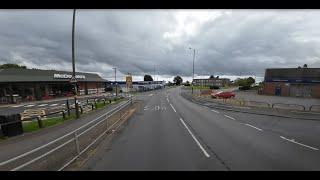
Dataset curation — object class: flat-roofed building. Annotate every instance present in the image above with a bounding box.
[263,68,320,98]
[192,77,231,87]
[0,69,107,104]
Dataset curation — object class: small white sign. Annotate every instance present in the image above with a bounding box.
[54,74,85,79]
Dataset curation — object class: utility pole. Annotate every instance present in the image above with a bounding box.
[113,67,118,97]
[71,9,80,119]
[189,47,196,94]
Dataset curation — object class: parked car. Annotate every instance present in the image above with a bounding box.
[211,91,235,99]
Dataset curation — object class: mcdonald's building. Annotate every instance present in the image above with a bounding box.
[0,68,107,104]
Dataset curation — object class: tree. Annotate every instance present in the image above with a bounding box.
[144,74,153,81]
[0,63,27,69]
[209,75,214,79]
[173,76,183,85]
[247,77,255,85]
[303,64,308,68]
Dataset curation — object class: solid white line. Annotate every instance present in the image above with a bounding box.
[179,118,210,158]
[38,104,48,107]
[49,104,58,107]
[224,115,236,120]
[211,109,220,113]
[244,123,263,131]
[12,105,23,108]
[24,104,35,107]
[280,136,319,151]
[170,103,177,113]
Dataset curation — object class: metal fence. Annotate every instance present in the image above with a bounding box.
[0,98,134,171]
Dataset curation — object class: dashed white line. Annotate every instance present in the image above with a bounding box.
[243,123,263,131]
[169,103,176,113]
[211,109,220,114]
[38,104,48,107]
[280,136,319,151]
[49,104,58,107]
[179,118,210,158]
[224,115,236,121]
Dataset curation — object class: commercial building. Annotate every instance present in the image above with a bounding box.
[0,69,107,104]
[192,77,231,87]
[108,81,165,92]
[263,68,320,98]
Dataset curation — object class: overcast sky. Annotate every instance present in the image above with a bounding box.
[0,9,320,82]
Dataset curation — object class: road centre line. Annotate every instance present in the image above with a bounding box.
[211,109,220,113]
[38,104,48,107]
[179,118,210,158]
[170,103,177,113]
[224,115,236,121]
[280,136,319,151]
[243,123,263,131]
[49,104,58,107]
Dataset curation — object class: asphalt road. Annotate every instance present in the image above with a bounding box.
[80,87,320,171]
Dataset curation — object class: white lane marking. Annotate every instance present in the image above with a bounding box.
[49,104,58,107]
[224,115,236,121]
[61,104,66,106]
[12,105,24,108]
[24,104,35,107]
[243,123,263,131]
[148,94,153,96]
[179,118,210,158]
[143,106,148,111]
[38,104,48,107]
[170,103,177,113]
[280,136,319,151]
[211,109,220,114]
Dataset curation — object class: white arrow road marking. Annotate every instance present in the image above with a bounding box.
[179,118,210,158]
[280,136,319,151]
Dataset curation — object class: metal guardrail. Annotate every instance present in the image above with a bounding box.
[0,98,134,171]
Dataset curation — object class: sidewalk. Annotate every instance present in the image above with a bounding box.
[0,100,126,163]
[0,92,113,108]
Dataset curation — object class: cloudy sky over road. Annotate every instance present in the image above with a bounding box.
[0,9,320,82]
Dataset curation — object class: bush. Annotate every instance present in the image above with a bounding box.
[239,86,250,90]
[210,85,220,89]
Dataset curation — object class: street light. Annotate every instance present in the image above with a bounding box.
[189,47,196,94]
[71,9,80,119]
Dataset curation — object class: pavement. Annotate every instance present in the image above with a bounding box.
[78,86,320,171]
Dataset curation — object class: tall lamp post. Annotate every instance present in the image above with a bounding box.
[71,9,80,119]
[113,67,118,97]
[189,47,196,94]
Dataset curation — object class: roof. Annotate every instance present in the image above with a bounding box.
[0,69,107,83]
[265,68,320,83]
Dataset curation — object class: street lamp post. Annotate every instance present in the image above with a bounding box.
[113,67,118,97]
[71,9,80,119]
[189,47,195,94]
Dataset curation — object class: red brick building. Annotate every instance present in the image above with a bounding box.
[263,68,320,98]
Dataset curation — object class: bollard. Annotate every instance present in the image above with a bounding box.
[62,110,66,119]
[103,99,106,105]
[80,106,83,114]
[74,132,80,155]
[37,116,43,128]
[66,100,70,117]
[92,104,94,110]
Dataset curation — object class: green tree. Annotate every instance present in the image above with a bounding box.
[173,76,183,85]
[144,74,153,81]
[247,77,255,85]
[209,75,214,79]
[303,64,308,68]
[0,63,27,69]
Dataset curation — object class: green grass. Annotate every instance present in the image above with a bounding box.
[186,86,210,90]
[15,96,126,134]
[22,114,76,133]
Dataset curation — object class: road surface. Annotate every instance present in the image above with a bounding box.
[80,87,320,171]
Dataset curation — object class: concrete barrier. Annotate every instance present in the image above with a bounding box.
[272,103,305,111]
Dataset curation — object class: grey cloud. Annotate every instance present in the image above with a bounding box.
[0,10,320,80]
